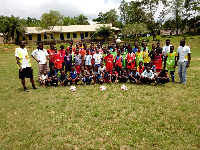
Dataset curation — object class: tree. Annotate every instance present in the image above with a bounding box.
[74,14,90,25]
[63,16,77,25]
[0,15,26,43]
[92,25,115,41]
[40,10,63,30]
[121,23,149,40]
[119,1,148,25]
[92,9,119,27]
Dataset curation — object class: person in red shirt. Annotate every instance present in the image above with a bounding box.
[47,44,55,68]
[53,47,62,73]
[108,67,118,83]
[103,50,114,73]
[59,45,66,70]
[66,41,75,52]
[137,61,145,75]
[154,47,163,73]
[126,47,136,75]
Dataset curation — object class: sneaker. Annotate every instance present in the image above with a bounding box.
[24,89,29,92]
[33,86,38,89]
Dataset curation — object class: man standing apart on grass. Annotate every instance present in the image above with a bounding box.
[15,41,37,92]
[177,39,191,84]
[31,42,49,78]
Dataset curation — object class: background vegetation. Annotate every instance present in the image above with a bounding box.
[0,35,199,149]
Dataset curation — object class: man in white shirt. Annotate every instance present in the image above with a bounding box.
[31,42,49,78]
[162,39,172,57]
[177,39,191,84]
[15,41,37,92]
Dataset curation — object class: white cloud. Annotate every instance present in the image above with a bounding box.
[0,0,123,23]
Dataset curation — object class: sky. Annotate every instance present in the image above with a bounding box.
[0,0,132,24]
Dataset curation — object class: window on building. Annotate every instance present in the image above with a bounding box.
[73,33,77,38]
[28,35,32,40]
[67,33,70,39]
[44,34,47,39]
[60,33,64,40]
[51,34,54,39]
[85,32,88,37]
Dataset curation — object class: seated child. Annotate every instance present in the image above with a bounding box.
[93,65,104,85]
[58,70,68,86]
[67,66,80,85]
[149,60,157,77]
[108,67,118,83]
[38,69,48,87]
[140,66,155,84]
[103,68,109,83]
[47,65,58,86]
[156,69,170,84]
[129,68,140,84]
[137,61,145,75]
[118,67,128,83]
[79,66,92,85]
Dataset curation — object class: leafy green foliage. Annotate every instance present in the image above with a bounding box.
[121,23,149,40]
[40,10,63,30]
[92,25,115,41]
[74,14,90,25]
[0,15,26,43]
[62,17,77,25]
[92,9,119,27]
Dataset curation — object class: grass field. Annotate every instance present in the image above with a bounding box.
[0,35,199,149]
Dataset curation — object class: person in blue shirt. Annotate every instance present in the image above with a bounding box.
[132,41,138,53]
[129,68,140,84]
[47,65,58,86]
[67,66,80,85]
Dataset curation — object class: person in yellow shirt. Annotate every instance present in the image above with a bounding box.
[143,43,149,69]
[164,46,177,82]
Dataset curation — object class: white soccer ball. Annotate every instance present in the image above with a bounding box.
[121,85,127,91]
[70,86,76,92]
[100,85,106,91]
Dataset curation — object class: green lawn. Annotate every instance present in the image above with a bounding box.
[0,35,199,149]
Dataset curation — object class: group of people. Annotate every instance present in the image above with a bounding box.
[15,39,191,92]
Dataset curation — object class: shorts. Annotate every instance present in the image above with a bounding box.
[38,64,48,76]
[95,64,100,67]
[75,65,81,73]
[19,67,33,79]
